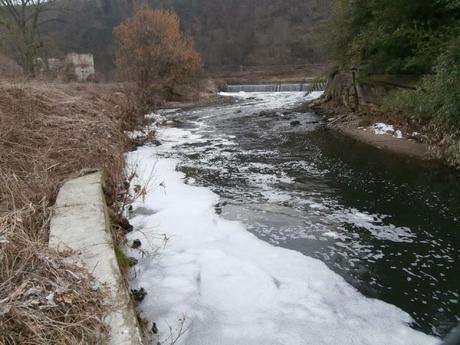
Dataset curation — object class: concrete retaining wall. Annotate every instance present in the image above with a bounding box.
[49,172,143,345]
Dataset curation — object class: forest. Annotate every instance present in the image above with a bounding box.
[327,0,460,139]
[16,0,331,75]
[328,0,459,76]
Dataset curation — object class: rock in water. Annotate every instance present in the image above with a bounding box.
[127,257,138,267]
[119,216,133,233]
[132,239,142,249]
[131,288,147,302]
[151,322,158,334]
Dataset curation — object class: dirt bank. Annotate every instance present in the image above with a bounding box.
[330,114,431,161]
[309,93,460,166]
[307,70,456,165]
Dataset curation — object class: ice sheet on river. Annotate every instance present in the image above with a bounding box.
[126,127,437,345]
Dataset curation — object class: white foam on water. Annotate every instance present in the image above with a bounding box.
[261,190,292,203]
[327,208,416,243]
[306,90,325,101]
[126,124,438,345]
[219,91,321,110]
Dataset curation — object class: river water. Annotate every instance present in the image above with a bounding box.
[127,91,459,344]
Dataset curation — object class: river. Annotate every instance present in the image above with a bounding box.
[126,91,459,344]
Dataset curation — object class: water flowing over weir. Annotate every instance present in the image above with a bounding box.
[126,91,459,345]
[226,83,310,92]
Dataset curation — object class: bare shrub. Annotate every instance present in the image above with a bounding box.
[118,84,148,131]
[114,7,202,108]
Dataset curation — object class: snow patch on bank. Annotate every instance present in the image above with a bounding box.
[367,122,403,139]
[126,125,437,345]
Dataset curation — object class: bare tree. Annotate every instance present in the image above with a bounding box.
[0,0,57,76]
[114,7,202,106]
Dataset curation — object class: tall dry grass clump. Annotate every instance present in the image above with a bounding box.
[0,197,108,344]
[0,81,129,344]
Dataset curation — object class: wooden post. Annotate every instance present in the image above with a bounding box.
[351,67,359,112]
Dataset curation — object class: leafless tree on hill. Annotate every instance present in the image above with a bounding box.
[0,0,59,76]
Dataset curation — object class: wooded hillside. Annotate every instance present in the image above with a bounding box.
[326,0,459,75]
[32,0,330,75]
[324,0,460,167]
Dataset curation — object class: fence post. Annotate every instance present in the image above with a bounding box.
[351,67,359,111]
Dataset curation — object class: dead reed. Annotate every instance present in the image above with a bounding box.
[0,81,134,344]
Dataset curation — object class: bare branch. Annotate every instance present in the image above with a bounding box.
[37,17,63,27]
[0,0,59,76]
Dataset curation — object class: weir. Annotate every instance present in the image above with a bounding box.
[226,83,310,92]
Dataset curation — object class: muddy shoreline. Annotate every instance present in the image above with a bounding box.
[306,100,436,163]
[332,119,431,160]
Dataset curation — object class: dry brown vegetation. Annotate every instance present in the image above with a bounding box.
[114,7,202,107]
[0,54,24,79]
[0,81,134,344]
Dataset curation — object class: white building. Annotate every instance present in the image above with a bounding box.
[64,53,95,81]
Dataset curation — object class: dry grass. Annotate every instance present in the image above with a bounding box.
[0,54,23,80]
[0,81,135,344]
[0,200,108,344]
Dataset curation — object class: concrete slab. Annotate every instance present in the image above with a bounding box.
[49,172,143,345]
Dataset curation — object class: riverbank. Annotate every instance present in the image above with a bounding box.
[0,79,233,344]
[334,121,430,160]
[303,72,460,169]
[0,81,134,344]
[308,93,458,169]
[317,107,432,161]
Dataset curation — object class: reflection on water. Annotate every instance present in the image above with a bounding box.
[155,92,459,336]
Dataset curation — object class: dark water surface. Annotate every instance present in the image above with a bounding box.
[158,92,459,337]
